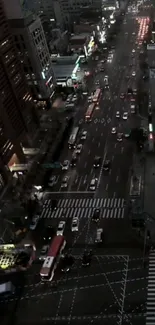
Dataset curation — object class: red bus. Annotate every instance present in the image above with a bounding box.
[40,236,66,281]
[93,89,101,102]
[85,103,95,122]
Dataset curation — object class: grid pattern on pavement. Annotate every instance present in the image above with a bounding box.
[146,250,155,325]
[40,198,125,219]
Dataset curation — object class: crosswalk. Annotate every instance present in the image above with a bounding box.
[40,198,125,220]
[146,250,155,325]
[43,198,125,209]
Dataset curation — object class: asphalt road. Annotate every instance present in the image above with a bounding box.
[0,2,152,325]
[44,9,142,199]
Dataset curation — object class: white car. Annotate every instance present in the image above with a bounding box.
[116,111,120,118]
[90,178,98,191]
[132,71,136,76]
[30,215,39,230]
[62,160,70,170]
[71,217,79,232]
[123,112,128,120]
[95,228,103,243]
[132,49,135,53]
[81,131,87,140]
[57,221,66,236]
[111,127,116,134]
[61,176,69,188]
[76,144,82,154]
[88,96,92,103]
[117,133,123,142]
[48,175,56,187]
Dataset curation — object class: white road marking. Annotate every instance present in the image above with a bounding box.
[77,176,83,191]
[96,127,98,132]
[121,147,124,153]
[114,143,117,148]
[116,175,119,182]
[83,175,87,184]
[98,142,100,148]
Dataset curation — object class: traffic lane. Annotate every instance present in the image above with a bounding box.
[107,140,134,197]
[71,134,108,192]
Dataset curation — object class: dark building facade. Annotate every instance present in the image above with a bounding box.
[0,0,39,191]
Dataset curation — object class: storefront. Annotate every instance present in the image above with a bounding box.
[84,36,95,57]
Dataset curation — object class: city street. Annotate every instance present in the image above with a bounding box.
[0,2,153,325]
[44,10,141,199]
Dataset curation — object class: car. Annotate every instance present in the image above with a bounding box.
[48,175,56,187]
[61,176,69,188]
[94,156,101,167]
[100,67,105,72]
[116,111,120,118]
[132,71,136,76]
[117,133,123,141]
[57,221,66,236]
[70,153,77,167]
[95,228,103,243]
[130,104,135,113]
[128,87,133,94]
[132,49,135,53]
[120,93,125,99]
[124,129,131,138]
[71,217,79,232]
[60,255,74,273]
[95,80,100,85]
[92,209,100,222]
[39,245,49,261]
[90,178,98,191]
[111,127,116,134]
[75,144,82,154]
[30,215,39,230]
[103,160,111,170]
[81,130,87,140]
[88,96,92,103]
[123,112,128,120]
[62,160,70,171]
[82,250,92,266]
[43,226,55,243]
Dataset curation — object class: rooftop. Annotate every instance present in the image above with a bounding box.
[70,33,89,45]
[53,65,75,80]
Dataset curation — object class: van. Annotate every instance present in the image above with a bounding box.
[95,228,103,243]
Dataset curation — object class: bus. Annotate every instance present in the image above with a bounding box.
[85,103,95,122]
[40,235,66,281]
[93,89,101,102]
[129,175,141,197]
[68,127,79,149]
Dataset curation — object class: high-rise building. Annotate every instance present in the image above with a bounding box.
[4,0,55,105]
[0,0,39,191]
